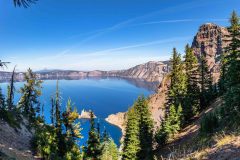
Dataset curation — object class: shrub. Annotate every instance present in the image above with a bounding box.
[200,112,219,134]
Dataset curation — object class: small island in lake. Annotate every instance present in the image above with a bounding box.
[78,109,97,119]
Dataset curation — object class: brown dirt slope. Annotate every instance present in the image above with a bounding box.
[156,98,240,160]
[0,119,34,160]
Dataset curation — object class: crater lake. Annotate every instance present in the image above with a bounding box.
[0,77,157,146]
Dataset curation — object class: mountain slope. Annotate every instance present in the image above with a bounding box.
[0,61,168,83]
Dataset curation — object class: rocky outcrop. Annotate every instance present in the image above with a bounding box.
[78,109,96,119]
[107,61,168,82]
[105,112,126,133]
[192,23,229,82]
[0,119,34,159]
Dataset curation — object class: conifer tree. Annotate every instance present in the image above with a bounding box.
[18,68,42,121]
[183,44,200,121]
[62,99,82,160]
[167,48,186,108]
[155,104,182,146]
[51,80,66,158]
[199,43,214,110]
[0,87,5,109]
[122,107,140,160]
[135,96,154,160]
[6,67,16,110]
[222,11,240,120]
[85,111,101,159]
[156,48,185,146]
[100,131,119,160]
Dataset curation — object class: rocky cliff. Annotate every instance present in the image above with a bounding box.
[0,61,168,83]
[192,23,229,82]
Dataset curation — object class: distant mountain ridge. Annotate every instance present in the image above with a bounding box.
[0,61,169,83]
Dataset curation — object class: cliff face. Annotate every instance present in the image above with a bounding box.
[192,23,229,82]
[107,61,168,82]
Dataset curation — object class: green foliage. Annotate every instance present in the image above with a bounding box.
[155,104,182,146]
[167,48,187,108]
[84,111,101,160]
[6,67,16,110]
[199,44,215,110]
[122,96,154,160]
[135,96,154,160]
[221,11,240,122]
[122,107,140,160]
[18,68,42,122]
[31,82,82,159]
[200,112,219,135]
[0,108,21,128]
[183,44,200,122]
[100,133,119,160]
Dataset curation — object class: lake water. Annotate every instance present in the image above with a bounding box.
[0,78,156,146]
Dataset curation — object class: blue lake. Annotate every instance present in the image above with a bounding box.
[0,78,156,146]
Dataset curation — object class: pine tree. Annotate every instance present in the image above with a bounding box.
[222,11,240,120]
[6,67,16,110]
[183,44,200,122]
[167,48,186,108]
[156,48,185,147]
[122,107,140,160]
[62,99,82,160]
[199,43,214,110]
[18,68,42,121]
[135,96,154,160]
[0,87,5,109]
[51,80,66,158]
[100,131,119,160]
[85,111,101,159]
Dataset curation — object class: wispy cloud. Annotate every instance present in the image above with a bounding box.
[61,0,226,55]
[79,36,192,57]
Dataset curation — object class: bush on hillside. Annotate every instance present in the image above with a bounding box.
[200,112,219,135]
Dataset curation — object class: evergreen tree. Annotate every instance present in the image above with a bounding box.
[155,104,182,146]
[85,111,101,159]
[18,68,42,121]
[6,67,16,110]
[0,87,5,109]
[199,43,214,110]
[222,11,240,120]
[156,48,185,147]
[183,44,200,122]
[62,99,82,160]
[51,80,66,158]
[135,96,154,160]
[100,131,119,160]
[167,48,186,108]
[122,107,140,160]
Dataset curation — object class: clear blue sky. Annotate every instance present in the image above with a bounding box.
[0,0,239,71]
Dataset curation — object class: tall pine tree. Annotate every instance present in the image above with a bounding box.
[135,96,154,160]
[183,44,200,122]
[18,68,42,121]
[6,67,16,110]
[199,43,214,110]
[85,111,101,159]
[156,48,185,146]
[122,107,140,160]
[222,11,240,120]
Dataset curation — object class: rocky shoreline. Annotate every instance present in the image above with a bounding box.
[105,112,126,134]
